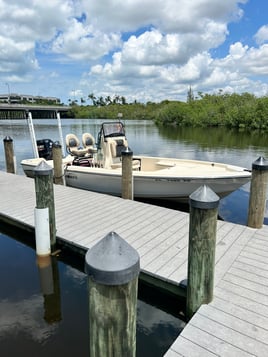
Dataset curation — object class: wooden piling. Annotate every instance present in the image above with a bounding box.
[52,141,65,185]
[85,231,140,357]
[3,136,15,173]
[121,147,133,200]
[34,161,56,251]
[186,185,219,320]
[247,156,268,228]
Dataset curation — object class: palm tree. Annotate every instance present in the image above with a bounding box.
[88,93,97,106]
[121,96,126,105]
[105,95,112,105]
[113,95,120,104]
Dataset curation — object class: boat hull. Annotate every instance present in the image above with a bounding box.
[65,168,249,201]
[21,156,251,202]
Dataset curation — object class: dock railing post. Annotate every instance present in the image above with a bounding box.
[3,136,16,173]
[52,141,65,185]
[247,156,268,228]
[186,185,220,320]
[85,231,140,357]
[34,161,56,253]
[121,147,133,200]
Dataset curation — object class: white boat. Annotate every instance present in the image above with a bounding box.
[21,121,251,202]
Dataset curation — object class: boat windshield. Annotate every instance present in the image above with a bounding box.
[102,122,125,138]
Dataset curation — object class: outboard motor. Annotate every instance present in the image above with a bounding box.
[36,139,54,160]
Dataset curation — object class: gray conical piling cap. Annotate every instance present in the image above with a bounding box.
[122,147,133,156]
[85,231,140,285]
[189,185,220,209]
[252,156,268,171]
[34,160,53,176]
[3,136,13,142]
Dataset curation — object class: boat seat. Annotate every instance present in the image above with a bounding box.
[82,132,97,154]
[65,133,88,157]
[108,138,141,170]
[110,138,128,158]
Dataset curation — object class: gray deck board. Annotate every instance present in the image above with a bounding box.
[233,260,268,278]
[166,229,268,356]
[191,306,268,356]
[210,296,268,332]
[1,171,268,356]
[174,322,253,356]
[214,285,268,318]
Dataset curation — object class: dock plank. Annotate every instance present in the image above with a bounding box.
[232,260,268,278]
[193,306,268,356]
[228,266,268,285]
[168,336,218,357]
[175,322,253,356]
[210,296,268,332]
[223,273,268,298]
[1,171,268,356]
[214,286,268,318]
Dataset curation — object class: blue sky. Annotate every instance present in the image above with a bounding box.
[214,0,265,56]
[0,0,268,104]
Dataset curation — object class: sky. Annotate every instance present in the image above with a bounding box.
[0,0,268,105]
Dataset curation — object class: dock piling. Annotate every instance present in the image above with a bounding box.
[52,141,65,185]
[85,231,140,357]
[3,136,16,174]
[34,161,56,252]
[121,147,133,200]
[186,185,219,320]
[247,156,268,228]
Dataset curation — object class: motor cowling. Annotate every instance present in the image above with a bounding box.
[36,139,54,160]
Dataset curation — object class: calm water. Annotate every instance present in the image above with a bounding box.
[1,117,268,224]
[0,228,185,357]
[0,118,268,355]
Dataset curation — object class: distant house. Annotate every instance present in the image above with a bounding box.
[0,93,60,104]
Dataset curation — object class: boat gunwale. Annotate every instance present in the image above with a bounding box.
[21,157,251,180]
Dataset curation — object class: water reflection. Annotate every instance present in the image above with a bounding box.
[37,255,62,324]
[0,294,58,346]
[1,117,268,172]
[0,235,59,351]
[157,125,268,151]
[0,230,185,357]
[137,300,184,356]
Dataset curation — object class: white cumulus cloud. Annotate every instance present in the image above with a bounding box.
[254,25,268,44]
[0,0,267,103]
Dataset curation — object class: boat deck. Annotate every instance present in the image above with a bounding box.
[0,171,268,356]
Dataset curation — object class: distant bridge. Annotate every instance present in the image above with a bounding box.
[0,103,71,119]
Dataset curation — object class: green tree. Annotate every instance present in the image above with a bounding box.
[187,86,194,103]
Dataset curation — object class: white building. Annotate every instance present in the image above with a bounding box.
[0,93,60,104]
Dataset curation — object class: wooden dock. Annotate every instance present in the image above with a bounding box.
[0,171,268,356]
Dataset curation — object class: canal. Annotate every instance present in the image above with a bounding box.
[1,117,268,225]
[1,117,268,355]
